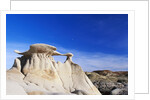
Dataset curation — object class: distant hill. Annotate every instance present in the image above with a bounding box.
[93,70,128,77]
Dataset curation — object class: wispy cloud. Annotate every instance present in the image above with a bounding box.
[6,43,128,72]
[55,46,128,72]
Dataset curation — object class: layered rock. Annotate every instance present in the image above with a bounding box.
[7,44,101,95]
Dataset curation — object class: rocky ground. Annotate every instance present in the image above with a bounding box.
[85,70,128,95]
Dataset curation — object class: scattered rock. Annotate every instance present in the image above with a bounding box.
[111,87,128,95]
[85,70,128,95]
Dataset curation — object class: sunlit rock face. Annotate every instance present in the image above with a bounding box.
[7,44,101,95]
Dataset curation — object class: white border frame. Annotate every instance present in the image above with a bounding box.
[10,0,149,94]
[0,10,135,100]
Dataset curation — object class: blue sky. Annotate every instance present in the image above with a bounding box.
[6,14,128,72]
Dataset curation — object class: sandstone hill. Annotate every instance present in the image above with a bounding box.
[6,44,101,95]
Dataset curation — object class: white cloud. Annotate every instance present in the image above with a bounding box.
[53,46,128,72]
[6,43,128,72]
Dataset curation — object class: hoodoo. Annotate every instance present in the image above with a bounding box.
[7,44,101,95]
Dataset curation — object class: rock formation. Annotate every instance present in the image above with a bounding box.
[6,44,101,95]
[85,70,128,95]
